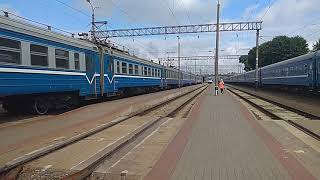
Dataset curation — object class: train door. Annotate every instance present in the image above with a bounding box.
[85,53,97,98]
[103,52,116,95]
[316,55,320,90]
[307,59,316,89]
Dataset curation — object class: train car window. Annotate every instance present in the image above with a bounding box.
[122,62,127,74]
[129,64,133,75]
[0,37,21,64]
[55,49,69,69]
[144,67,148,76]
[148,67,151,76]
[151,68,154,77]
[134,65,139,75]
[74,53,80,70]
[30,44,48,67]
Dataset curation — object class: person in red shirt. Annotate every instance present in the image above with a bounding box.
[218,79,225,94]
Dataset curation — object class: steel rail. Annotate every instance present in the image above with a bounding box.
[227,87,320,141]
[0,85,206,178]
[63,86,208,179]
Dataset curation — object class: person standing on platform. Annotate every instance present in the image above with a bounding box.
[219,79,225,94]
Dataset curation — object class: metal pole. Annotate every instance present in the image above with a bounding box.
[195,59,197,74]
[87,0,95,41]
[255,29,259,90]
[177,36,181,88]
[214,0,220,95]
[92,10,95,40]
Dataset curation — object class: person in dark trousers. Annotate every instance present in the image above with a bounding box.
[218,79,225,94]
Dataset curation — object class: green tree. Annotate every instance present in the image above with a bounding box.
[313,39,320,51]
[240,35,309,71]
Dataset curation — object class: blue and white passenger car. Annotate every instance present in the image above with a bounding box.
[225,51,320,92]
[0,15,202,114]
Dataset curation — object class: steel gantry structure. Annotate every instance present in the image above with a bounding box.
[92,2,262,92]
[158,55,244,61]
[94,21,262,38]
[158,55,245,75]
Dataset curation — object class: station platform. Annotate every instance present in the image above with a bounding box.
[145,86,318,180]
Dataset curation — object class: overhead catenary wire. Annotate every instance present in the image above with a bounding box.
[52,0,90,18]
[259,0,275,21]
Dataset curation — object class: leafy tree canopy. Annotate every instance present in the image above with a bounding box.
[239,35,309,71]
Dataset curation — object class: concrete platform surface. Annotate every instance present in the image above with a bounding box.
[146,86,317,180]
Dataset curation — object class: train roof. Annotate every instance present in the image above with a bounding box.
[0,14,199,76]
[226,50,319,79]
[0,15,97,51]
[260,51,317,70]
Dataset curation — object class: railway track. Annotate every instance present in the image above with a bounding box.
[227,86,320,141]
[0,85,207,179]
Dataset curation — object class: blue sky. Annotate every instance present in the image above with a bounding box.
[1,0,320,74]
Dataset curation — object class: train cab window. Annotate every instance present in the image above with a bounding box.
[55,49,69,69]
[0,37,21,64]
[128,64,133,75]
[74,53,80,70]
[134,65,139,75]
[122,62,127,74]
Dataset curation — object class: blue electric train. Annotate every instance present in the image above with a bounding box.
[0,15,203,114]
[225,51,320,91]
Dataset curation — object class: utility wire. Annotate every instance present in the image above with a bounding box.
[259,0,275,21]
[53,0,90,17]
[105,1,161,58]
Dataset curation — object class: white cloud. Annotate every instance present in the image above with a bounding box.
[253,0,320,41]
[78,0,220,26]
[79,0,320,74]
